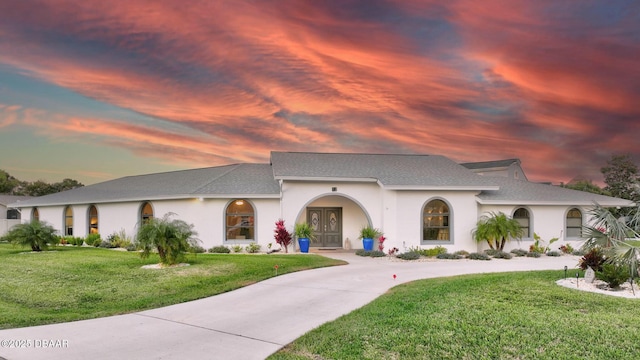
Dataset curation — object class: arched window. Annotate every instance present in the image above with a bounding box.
[88,205,98,234]
[32,208,39,222]
[566,208,582,238]
[513,208,530,238]
[140,202,154,223]
[226,199,254,241]
[422,199,450,242]
[64,206,73,236]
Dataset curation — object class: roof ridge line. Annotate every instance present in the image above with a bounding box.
[192,163,244,194]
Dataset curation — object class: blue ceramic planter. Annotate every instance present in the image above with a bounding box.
[362,238,374,251]
[298,237,310,253]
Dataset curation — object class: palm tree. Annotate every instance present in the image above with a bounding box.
[472,212,523,251]
[1,220,59,252]
[136,213,199,265]
[582,203,640,283]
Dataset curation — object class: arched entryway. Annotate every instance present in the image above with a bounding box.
[296,194,370,249]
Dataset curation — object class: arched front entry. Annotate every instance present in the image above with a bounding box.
[296,194,370,249]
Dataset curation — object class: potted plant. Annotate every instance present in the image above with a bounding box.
[359,225,381,251]
[294,222,315,253]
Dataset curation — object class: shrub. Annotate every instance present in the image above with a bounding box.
[572,249,585,256]
[275,219,294,253]
[597,263,630,289]
[526,251,541,258]
[423,246,447,257]
[546,251,561,257]
[559,244,574,254]
[356,250,386,257]
[125,243,138,252]
[454,250,469,257]
[437,253,463,260]
[510,249,528,257]
[209,246,231,254]
[492,251,513,259]
[245,242,261,253]
[231,245,243,253]
[189,245,206,254]
[396,252,421,261]
[484,249,500,256]
[107,229,132,249]
[85,233,101,246]
[65,236,84,246]
[137,214,200,265]
[578,248,606,272]
[1,221,58,251]
[98,240,113,248]
[468,252,491,260]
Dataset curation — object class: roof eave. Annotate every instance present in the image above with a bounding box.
[10,194,281,208]
[385,185,500,191]
[476,199,636,206]
[276,176,378,183]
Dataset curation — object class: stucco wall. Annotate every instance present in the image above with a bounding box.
[477,204,588,252]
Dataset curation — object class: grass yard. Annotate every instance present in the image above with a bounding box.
[270,270,640,360]
[0,243,345,329]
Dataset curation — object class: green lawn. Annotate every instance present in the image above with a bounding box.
[0,243,345,329]
[270,270,640,360]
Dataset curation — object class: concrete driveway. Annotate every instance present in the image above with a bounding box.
[0,253,579,360]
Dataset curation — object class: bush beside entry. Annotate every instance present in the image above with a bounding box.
[359,226,381,251]
[294,222,315,253]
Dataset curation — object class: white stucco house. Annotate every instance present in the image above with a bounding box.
[8,152,634,253]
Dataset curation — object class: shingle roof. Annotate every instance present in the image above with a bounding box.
[11,164,280,207]
[476,176,634,206]
[460,159,520,170]
[270,152,499,189]
[0,195,32,206]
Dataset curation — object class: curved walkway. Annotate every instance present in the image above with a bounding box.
[0,253,579,360]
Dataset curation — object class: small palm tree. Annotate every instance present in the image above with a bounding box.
[136,213,199,265]
[582,203,640,283]
[472,212,523,251]
[1,220,59,252]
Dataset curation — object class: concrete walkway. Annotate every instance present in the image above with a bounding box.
[0,253,579,360]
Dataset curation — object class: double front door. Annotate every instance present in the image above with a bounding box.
[307,207,342,248]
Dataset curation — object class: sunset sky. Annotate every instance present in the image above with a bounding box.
[0,0,638,186]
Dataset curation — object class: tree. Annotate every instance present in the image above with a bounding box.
[273,219,292,253]
[472,212,524,251]
[0,169,22,194]
[581,203,640,285]
[562,180,610,196]
[136,213,199,265]
[601,154,640,201]
[1,220,59,252]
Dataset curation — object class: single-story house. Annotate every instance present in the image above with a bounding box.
[8,152,634,252]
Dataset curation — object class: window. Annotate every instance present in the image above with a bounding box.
[423,199,450,242]
[88,205,98,234]
[7,208,19,220]
[140,202,154,223]
[64,206,73,236]
[513,208,530,238]
[32,208,39,222]
[226,199,254,241]
[566,208,582,238]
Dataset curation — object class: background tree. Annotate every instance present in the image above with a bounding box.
[472,211,524,251]
[562,180,610,196]
[1,220,59,252]
[0,169,84,196]
[601,154,640,201]
[0,170,23,194]
[136,213,199,265]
